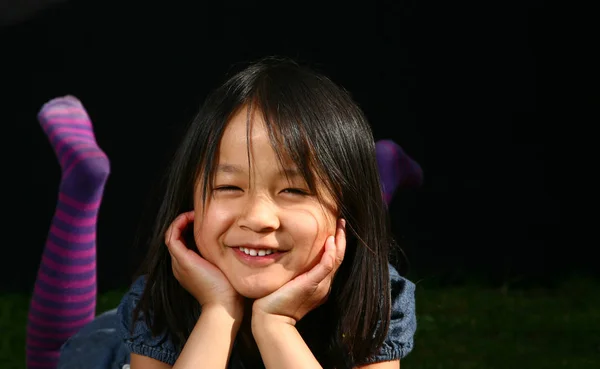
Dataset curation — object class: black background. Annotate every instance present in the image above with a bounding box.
[1,0,594,293]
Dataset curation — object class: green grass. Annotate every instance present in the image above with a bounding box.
[2,278,598,369]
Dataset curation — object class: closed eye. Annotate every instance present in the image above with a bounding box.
[214,186,242,192]
[281,188,310,196]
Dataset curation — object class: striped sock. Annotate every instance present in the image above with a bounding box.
[376,139,423,205]
[26,96,110,369]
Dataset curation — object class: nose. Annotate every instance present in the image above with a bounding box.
[237,193,280,233]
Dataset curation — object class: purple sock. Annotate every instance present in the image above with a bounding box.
[26,96,110,369]
[376,139,423,205]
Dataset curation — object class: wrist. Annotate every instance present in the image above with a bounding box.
[251,306,296,339]
[201,303,244,327]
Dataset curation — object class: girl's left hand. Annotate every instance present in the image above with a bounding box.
[252,218,346,325]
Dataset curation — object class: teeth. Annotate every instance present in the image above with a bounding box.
[239,247,275,256]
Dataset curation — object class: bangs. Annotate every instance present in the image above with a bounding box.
[252,96,335,204]
[197,68,343,211]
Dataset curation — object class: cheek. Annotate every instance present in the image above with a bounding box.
[283,208,336,254]
[193,203,237,256]
[192,215,209,257]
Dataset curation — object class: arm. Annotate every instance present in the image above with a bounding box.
[130,354,172,369]
[253,312,401,369]
[129,212,245,369]
[173,305,241,369]
[357,361,400,369]
[252,313,322,369]
[251,221,346,369]
[130,305,241,369]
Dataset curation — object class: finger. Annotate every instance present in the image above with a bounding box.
[165,211,195,245]
[165,212,196,263]
[169,248,182,278]
[168,236,208,278]
[334,218,347,267]
[165,211,195,244]
[303,236,337,285]
[168,238,200,266]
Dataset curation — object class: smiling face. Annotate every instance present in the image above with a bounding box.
[192,105,338,299]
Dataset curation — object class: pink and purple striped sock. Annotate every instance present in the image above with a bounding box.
[26,96,110,369]
[376,139,423,205]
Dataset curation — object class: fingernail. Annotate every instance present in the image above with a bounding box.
[340,219,346,230]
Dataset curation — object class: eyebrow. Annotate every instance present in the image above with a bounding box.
[217,164,245,173]
[216,163,301,178]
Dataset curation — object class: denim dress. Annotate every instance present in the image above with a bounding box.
[57,264,416,368]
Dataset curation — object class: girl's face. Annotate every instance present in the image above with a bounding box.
[193,106,338,299]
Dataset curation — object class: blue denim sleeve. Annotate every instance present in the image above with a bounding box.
[362,264,417,364]
[116,275,178,365]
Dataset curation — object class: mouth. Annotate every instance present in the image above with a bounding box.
[230,245,287,264]
[238,246,279,256]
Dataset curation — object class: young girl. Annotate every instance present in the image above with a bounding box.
[28,58,418,369]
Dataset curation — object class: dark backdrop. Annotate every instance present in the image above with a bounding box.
[1,0,593,293]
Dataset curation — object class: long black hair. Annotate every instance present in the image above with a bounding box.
[133,56,395,367]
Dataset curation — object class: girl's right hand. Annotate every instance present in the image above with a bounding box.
[165,211,244,319]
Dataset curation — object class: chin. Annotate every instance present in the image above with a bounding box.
[233,279,284,299]
[238,290,270,299]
